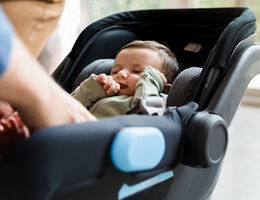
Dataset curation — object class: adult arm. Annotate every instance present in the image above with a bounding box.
[0,36,96,131]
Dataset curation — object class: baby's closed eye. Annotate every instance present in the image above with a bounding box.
[132,66,145,74]
[133,70,143,74]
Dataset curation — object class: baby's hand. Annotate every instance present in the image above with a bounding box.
[151,68,167,86]
[96,74,120,96]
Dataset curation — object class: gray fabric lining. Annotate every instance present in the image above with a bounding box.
[167,67,202,107]
[72,59,114,91]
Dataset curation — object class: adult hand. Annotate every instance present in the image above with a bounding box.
[19,85,97,131]
[0,36,96,131]
[0,111,30,158]
[0,101,29,136]
[0,100,14,119]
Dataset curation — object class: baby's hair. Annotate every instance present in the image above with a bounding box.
[120,40,179,83]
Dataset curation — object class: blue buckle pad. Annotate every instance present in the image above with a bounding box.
[110,127,165,172]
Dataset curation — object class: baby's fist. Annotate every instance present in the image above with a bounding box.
[96,74,120,96]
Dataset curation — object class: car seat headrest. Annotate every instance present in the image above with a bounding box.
[72,59,114,91]
[72,59,202,108]
[167,67,202,107]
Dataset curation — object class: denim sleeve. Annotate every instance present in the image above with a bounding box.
[0,6,14,75]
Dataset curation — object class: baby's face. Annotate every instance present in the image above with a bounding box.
[111,47,163,96]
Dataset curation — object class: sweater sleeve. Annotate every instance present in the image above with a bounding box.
[134,67,164,101]
[71,74,106,108]
[0,6,14,75]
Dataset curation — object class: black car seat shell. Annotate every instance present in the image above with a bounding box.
[0,7,258,200]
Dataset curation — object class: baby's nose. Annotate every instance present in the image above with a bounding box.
[117,70,128,79]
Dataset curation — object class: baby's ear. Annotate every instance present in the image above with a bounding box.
[162,83,172,94]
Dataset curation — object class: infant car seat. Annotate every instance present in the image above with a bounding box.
[0,7,258,200]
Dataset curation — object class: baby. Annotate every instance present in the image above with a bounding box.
[72,40,179,118]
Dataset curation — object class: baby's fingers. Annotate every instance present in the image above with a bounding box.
[96,74,107,85]
[106,82,120,96]
[106,81,116,95]
[103,76,113,90]
[114,83,120,93]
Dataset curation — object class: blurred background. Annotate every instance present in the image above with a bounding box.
[38,1,260,199]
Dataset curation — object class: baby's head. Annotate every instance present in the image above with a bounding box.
[111,40,179,96]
